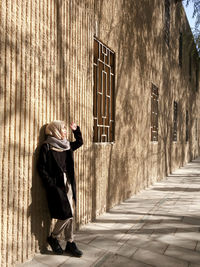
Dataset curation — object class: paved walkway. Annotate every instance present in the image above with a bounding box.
[17,158,200,267]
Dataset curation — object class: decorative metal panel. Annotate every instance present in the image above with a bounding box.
[196,62,199,92]
[173,101,178,142]
[93,37,115,143]
[186,110,189,142]
[151,84,159,142]
[189,53,192,82]
[179,32,182,67]
[196,118,198,141]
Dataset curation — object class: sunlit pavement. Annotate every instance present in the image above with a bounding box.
[17,158,200,267]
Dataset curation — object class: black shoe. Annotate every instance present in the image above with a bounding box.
[65,241,83,257]
[47,234,63,255]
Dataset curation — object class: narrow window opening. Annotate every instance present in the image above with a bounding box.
[93,37,115,143]
[164,0,170,46]
[189,54,192,82]
[186,110,189,142]
[196,61,199,92]
[173,101,178,142]
[179,32,182,67]
[151,84,159,142]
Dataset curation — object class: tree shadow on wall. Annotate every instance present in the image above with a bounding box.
[94,0,163,211]
[28,124,51,253]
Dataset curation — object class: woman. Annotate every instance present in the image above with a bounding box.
[37,120,83,257]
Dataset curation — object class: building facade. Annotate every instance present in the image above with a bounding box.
[0,0,199,266]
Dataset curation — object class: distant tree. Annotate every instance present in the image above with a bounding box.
[184,0,200,53]
[185,0,200,28]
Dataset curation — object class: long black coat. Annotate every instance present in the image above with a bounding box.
[37,126,83,220]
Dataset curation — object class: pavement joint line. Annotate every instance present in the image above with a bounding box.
[57,259,69,267]
[93,249,155,267]
[92,251,113,267]
[163,244,170,255]
[117,248,154,267]
[194,240,198,251]
[162,247,196,267]
[117,193,177,239]
[123,192,185,239]
[77,240,109,254]
[85,235,99,245]
[90,250,110,267]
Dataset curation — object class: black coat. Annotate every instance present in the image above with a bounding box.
[37,126,83,220]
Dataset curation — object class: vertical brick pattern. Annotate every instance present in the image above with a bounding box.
[0,1,199,267]
[0,1,94,266]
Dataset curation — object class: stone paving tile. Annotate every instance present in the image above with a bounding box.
[125,235,168,254]
[115,242,138,258]
[185,213,200,219]
[196,241,200,251]
[105,214,142,223]
[189,263,200,267]
[174,231,200,242]
[132,247,188,267]
[149,227,177,239]
[87,221,116,229]
[182,216,200,226]
[77,223,127,241]
[16,259,48,267]
[165,245,200,264]
[142,214,166,220]
[175,227,200,234]
[93,252,152,267]
[150,229,175,237]
[93,220,133,233]
[133,228,155,236]
[74,231,99,244]
[143,221,178,230]
[33,253,67,266]
[73,242,106,263]
[87,234,125,253]
[81,222,114,232]
[59,257,92,267]
[157,233,197,250]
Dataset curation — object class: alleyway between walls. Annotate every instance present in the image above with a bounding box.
[17,158,200,267]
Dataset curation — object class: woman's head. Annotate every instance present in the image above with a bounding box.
[45,120,67,140]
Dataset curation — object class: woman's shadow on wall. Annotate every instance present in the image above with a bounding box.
[28,124,52,254]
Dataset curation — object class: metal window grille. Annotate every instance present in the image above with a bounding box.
[186,110,189,142]
[179,32,182,67]
[93,37,115,143]
[173,101,178,142]
[196,62,199,92]
[151,84,159,142]
[189,54,192,82]
[164,0,170,46]
[196,118,198,141]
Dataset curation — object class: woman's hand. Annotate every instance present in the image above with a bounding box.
[70,122,77,131]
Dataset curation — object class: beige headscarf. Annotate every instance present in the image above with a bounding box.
[45,120,71,151]
[45,120,66,140]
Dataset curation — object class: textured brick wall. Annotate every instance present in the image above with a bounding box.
[94,0,200,210]
[0,1,199,266]
[0,1,94,266]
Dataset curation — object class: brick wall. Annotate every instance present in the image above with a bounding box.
[0,1,199,266]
